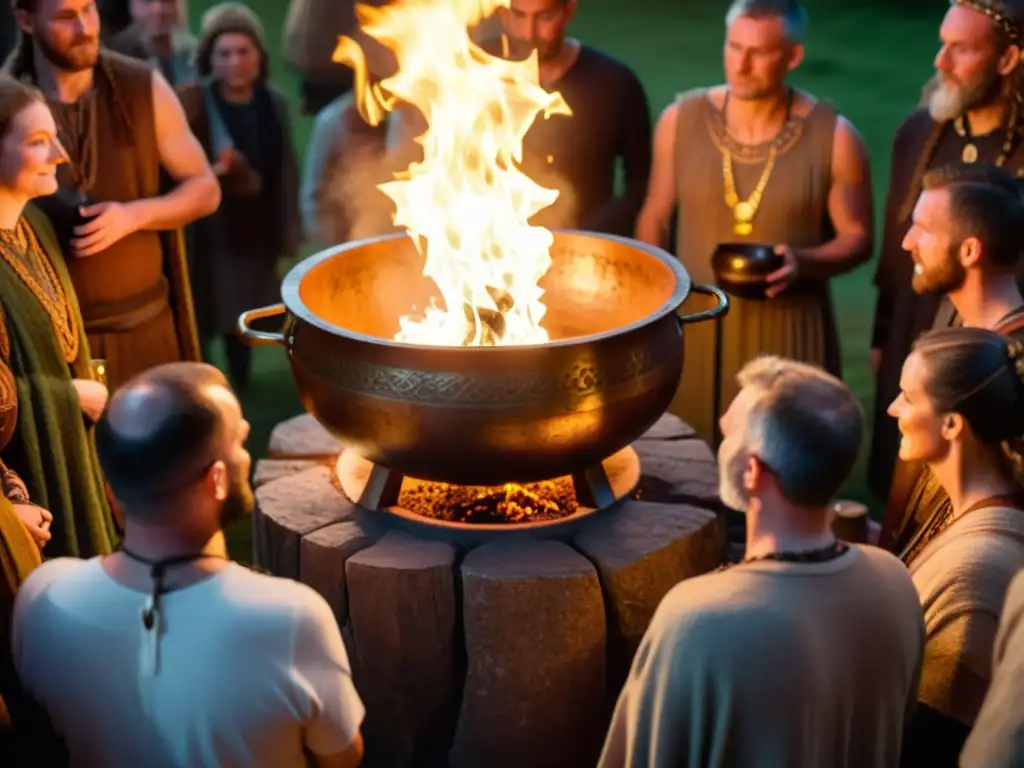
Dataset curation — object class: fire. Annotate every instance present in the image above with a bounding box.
[333,0,571,346]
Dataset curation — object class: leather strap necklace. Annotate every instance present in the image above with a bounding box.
[900,493,1024,566]
[120,546,229,677]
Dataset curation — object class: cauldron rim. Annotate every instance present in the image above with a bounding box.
[280,228,692,351]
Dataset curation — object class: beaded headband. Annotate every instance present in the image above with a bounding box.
[1009,341,1024,380]
[955,0,1022,43]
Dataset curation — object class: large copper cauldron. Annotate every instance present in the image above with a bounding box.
[238,230,728,486]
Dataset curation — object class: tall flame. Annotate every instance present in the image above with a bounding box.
[333,0,571,346]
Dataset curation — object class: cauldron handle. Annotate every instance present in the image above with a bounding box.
[236,304,286,347]
[677,283,730,324]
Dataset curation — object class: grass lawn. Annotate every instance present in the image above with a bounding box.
[189,0,947,559]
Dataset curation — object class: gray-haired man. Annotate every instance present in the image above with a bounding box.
[599,357,924,768]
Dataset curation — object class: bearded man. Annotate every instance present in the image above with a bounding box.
[11,363,366,767]
[876,162,1024,558]
[598,357,924,768]
[5,0,220,390]
[869,0,1024,499]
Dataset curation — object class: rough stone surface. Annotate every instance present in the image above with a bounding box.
[253,458,323,488]
[640,412,696,440]
[634,436,721,506]
[253,465,353,579]
[574,501,725,680]
[257,413,723,767]
[346,532,459,767]
[451,540,607,768]
[267,413,342,458]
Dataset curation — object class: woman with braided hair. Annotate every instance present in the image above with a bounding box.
[869,0,1024,500]
[888,326,1024,766]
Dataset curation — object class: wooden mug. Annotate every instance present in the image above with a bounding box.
[830,499,869,544]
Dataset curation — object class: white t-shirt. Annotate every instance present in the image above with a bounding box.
[11,558,364,768]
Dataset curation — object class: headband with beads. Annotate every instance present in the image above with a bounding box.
[955,0,1022,43]
[1008,341,1024,381]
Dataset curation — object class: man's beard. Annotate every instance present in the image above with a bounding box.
[34,29,99,73]
[219,461,255,528]
[911,243,966,295]
[718,439,750,512]
[928,64,1003,122]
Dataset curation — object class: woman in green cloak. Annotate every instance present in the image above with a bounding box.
[0,75,116,563]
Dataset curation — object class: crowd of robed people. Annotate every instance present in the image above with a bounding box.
[0,0,1021,766]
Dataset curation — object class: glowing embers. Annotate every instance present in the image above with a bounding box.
[335,446,640,533]
[400,478,578,525]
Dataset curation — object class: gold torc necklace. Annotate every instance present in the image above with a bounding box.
[721,88,793,237]
[0,219,79,363]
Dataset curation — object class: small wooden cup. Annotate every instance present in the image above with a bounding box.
[830,499,869,544]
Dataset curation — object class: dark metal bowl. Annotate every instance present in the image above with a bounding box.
[711,242,784,300]
[238,230,728,486]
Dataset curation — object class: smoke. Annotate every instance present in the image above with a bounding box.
[316,107,419,246]
[325,137,402,244]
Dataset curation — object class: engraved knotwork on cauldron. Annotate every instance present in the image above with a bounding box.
[238,230,728,531]
[293,341,662,407]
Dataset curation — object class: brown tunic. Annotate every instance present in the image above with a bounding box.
[32,53,200,390]
[671,88,841,443]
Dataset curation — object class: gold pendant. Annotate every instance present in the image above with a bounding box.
[734,201,754,222]
[962,143,979,163]
[732,200,754,236]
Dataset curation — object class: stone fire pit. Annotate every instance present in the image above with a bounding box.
[253,412,725,768]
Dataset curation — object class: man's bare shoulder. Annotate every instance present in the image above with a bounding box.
[654,86,712,129]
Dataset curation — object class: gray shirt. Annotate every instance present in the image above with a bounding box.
[908,507,1024,727]
[598,545,924,768]
[960,569,1024,767]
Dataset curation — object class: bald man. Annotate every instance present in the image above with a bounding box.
[11,363,365,768]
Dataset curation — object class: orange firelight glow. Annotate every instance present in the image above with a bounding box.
[333,0,571,346]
